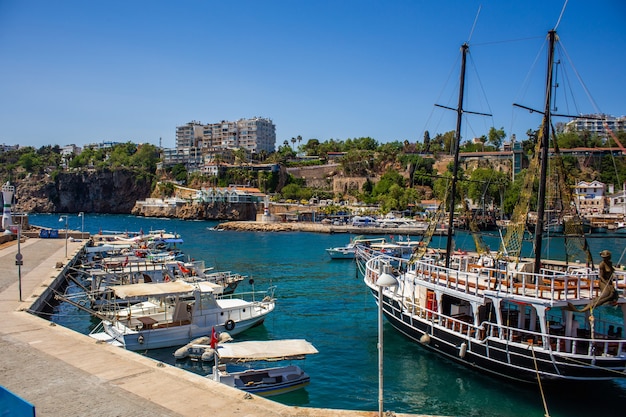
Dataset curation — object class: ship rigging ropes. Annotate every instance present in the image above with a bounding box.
[411,183,450,261]
[461,189,491,256]
[497,120,593,265]
[498,124,544,261]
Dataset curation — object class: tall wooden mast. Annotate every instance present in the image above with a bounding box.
[444,43,469,269]
[533,29,557,273]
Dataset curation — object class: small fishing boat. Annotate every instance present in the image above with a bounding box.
[211,339,318,397]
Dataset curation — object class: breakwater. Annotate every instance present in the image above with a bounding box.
[215,220,440,235]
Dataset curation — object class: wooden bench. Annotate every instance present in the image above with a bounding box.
[512,281,559,298]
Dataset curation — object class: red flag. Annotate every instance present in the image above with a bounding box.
[210,327,218,349]
[178,262,191,274]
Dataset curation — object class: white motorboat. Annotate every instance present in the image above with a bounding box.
[211,339,318,397]
[89,280,276,350]
[85,259,245,308]
[325,243,356,259]
[326,237,387,260]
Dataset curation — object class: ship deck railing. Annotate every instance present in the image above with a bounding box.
[218,286,277,303]
[405,258,614,302]
[482,322,626,357]
[398,295,626,357]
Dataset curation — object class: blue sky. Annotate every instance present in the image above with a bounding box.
[0,0,624,150]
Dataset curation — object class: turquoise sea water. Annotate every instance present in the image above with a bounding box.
[31,214,626,417]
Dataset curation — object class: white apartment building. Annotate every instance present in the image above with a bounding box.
[166,117,276,171]
[199,117,276,154]
[609,189,626,216]
[176,121,204,149]
[564,114,626,135]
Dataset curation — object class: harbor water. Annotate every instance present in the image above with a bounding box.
[31,214,626,417]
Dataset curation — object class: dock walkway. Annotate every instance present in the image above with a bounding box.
[0,236,429,417]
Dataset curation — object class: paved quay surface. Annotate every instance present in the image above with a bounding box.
[0,236,438,417]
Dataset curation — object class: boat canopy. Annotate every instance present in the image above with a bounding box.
[85,244,131,253]
[109,281,206,298]
[216,339,319,363]
[162,238,184,243]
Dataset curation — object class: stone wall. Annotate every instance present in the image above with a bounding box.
[333,176,373,195]
[286,164,339,189]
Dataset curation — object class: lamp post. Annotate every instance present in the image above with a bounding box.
[17,224,23,301]
[59,215,68,258]
[376,265,397,417]
[78,212,84,236]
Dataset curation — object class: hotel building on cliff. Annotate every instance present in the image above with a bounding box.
[161,117,276,173]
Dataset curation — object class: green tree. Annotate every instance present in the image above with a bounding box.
[234,148,248,165]
[170,163,188,183]
[503,169,526,215]
[130,144,160,172]
[18,151,40,172]
[468,167,510,209]
[598,155,626,187]
[107,142,136,167]
[341,149,374,176]
[345,137,378,151]
[281,183,302,200]
[423,130,431,153]
[302,139,320,156]
[487,127,506,150]
[441,131,456,153]
[412,157,435,188]
[372,169,405,197]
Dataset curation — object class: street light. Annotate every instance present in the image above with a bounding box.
[78,212,84,236]
[59,215,68,258]
[376,264,397,417]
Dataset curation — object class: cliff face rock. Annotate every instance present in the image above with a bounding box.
[132,201,259,221]
[13,169,152,213]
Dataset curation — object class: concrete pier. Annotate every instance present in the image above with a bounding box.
[0,236,434,417]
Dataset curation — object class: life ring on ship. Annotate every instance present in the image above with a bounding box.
[138,334,144,344]
[225,319,236,331]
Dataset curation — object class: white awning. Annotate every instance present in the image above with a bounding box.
[216,339,318,363]
[109,281,198,299]
[85,244,131,253]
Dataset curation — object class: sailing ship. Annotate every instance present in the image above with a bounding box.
[360,30,626,383]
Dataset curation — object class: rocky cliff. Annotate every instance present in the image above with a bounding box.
[12,169,152,213]
[6,168,261,220]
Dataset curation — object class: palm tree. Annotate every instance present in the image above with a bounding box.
[291,137,297,150]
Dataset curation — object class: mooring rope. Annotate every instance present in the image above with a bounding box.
[529,342,551,417]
